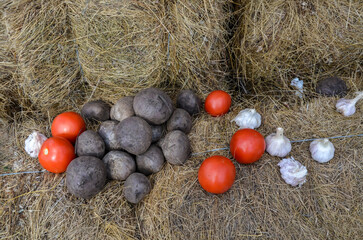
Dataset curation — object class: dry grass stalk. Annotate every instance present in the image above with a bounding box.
[138,94,363,239]
[1,90,362,239]
[4,0,82,117]
[0,6,17,121]
[231,0,363,92]
[68,0,168,102]
[165,0,232,96]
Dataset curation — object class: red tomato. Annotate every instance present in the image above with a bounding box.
[38,137,75,173]
[51,111,86,144]
[205,90,231,116]
[230,129,265,164]
[198,155,236,194]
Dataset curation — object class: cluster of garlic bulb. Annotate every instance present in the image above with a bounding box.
[336,91,363,116]
[278,157,307,187]
[24,131,48,158]
[265,127,291,157]
[231,108,261,129]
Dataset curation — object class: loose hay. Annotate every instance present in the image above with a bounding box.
[4,0,83,117]
[2,92,362,239]
[138,94,363,239]
[165,0,232,96]
[69,0,168,102]
[231,0,363,92]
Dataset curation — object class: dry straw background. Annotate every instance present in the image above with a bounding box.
[1,0,362,239]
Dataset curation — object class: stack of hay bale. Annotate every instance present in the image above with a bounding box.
[69,0,232,101]
[231,0,363,92]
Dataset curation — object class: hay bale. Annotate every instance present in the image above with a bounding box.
[69,0,167,102]
[4,0,82,117]
[165,0,232,96]
[231,0,363,92]
[138,96,362,239]
[0,7,17,121]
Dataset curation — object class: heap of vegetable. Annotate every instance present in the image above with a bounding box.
[33,88,201,203]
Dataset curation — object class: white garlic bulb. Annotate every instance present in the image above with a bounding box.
[309,138,335,163]
[290,77,304,98]
[24,131,47,158]
[265,127,291,157]
[336,91,363,116]
[278,157,307,187]
[231,108,261,129]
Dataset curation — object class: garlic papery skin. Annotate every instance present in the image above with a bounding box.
[278,157,307,187]
[309,138,335,163]
[231,108,261,129]
[336,91,363,116]
[24,131,47,158]
[265,127,291,157]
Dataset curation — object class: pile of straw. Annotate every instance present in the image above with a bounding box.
[138,93,363,239]
[231,0,363,92]
[1,91,362,239]
[4,0,82,117]
[165,0,232,95]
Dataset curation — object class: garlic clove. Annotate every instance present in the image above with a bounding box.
[309,138,334,163]
[231,108,261,129]
[278,157,307,187]
[265,127,291,157]
[24,131,48,158]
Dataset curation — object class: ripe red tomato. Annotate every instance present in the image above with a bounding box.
[51,111,86,144]
[230,129,265,164]
[205,90,231,116]
[38,137,75,173]
[198,155,236,194]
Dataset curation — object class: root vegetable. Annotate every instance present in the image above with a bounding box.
[150,124,165,143]
[116,116,152,155]
[316,76,347,97]
[123,172,151,204]
[160,130,191,165]
[98,120,122,151]
[66,156,107,199]
[76,130,106,159]
[167,108,192,134]
[110,96,135,122]
[102,151,136,180]
[81,100,111,121]
[133,88,173,124]
[136,145,164,175]
[177,90,202,115]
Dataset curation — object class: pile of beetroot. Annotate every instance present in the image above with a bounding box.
[37,88,201,203]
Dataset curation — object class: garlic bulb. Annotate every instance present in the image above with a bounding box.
[309,138,334,163]
[24,131,47,158]
[336,91,363,116]
[278,157,307,187]
[265,127,291,157]
[231,108,261,129]
[291,77,304,98]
